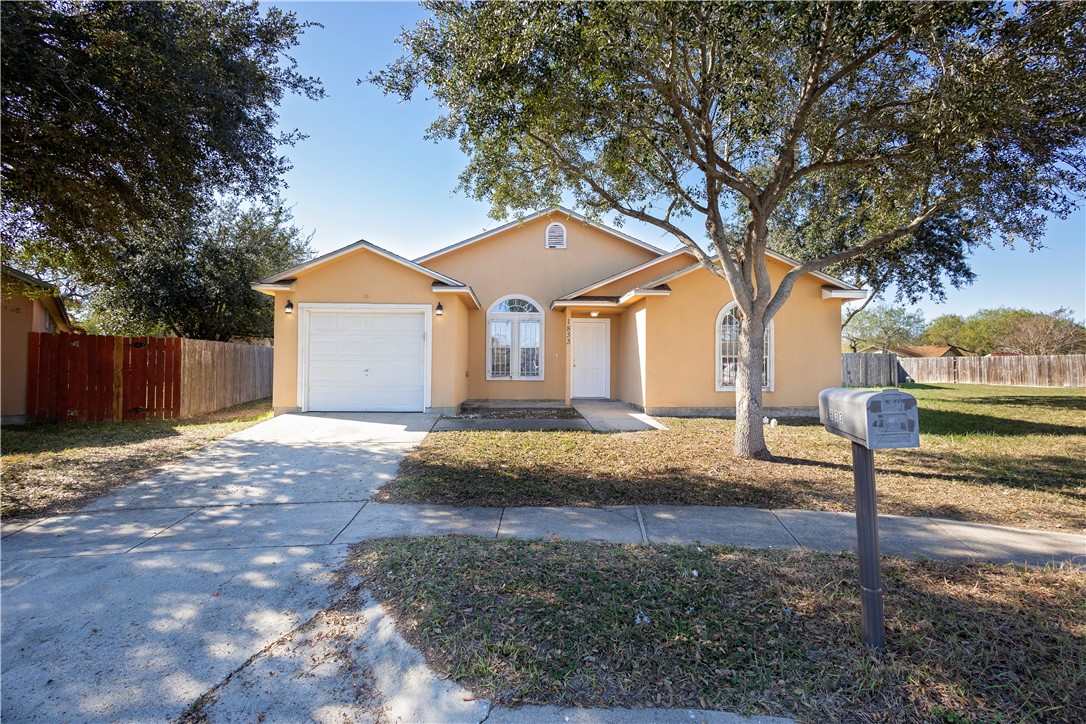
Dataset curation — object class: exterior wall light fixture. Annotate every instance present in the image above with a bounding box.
[436,302,444,316]
[590,311,599,317]
[284,300,294,315]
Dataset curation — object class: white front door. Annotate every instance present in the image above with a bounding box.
[304,309,426,412]
[571,319,609,398]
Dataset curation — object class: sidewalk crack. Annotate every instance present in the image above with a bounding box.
[124,507,204,553]
[770,509,803,550]
[635,505,649,544]
[927,517,983,558]
[329,501,368,545]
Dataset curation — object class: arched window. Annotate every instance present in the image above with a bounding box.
[487,295,544,380]
[545,222,567,249]
[716,302,773,391]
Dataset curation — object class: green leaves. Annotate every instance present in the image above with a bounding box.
[1,0,323,278]
[372,1,1084,262]
[84,197,313,341]
[842,304,927,352]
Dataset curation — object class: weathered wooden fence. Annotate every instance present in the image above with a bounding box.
[842,352,899,387]
[25,333,272,423]
[899,354,1086,387]
[180,339,273,418]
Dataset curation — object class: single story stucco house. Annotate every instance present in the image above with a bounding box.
[252,208,865,416]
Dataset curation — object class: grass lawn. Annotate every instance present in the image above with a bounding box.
[378,384,1086,532]
[349,537,1086,722]
[1,398,272,519]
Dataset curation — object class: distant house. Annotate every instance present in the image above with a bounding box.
[893,344,965,358]
[2,266,72,424]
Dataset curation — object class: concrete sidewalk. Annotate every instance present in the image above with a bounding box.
[6,500,1082,567]
[337,502,1084,567]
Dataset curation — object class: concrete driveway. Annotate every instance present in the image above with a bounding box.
[1,412,443,722]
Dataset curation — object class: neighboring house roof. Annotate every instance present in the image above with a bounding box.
[252,237,474,293]
[1,264,72,332]
[894,345,965,358]
[413,207,669,264]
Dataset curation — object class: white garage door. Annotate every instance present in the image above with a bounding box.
[305,310,426,412]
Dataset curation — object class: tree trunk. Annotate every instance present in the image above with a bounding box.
[733,312,772,460]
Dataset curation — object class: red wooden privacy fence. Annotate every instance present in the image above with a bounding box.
[28,333,182,423]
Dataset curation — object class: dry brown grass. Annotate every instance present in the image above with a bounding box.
[1,398,272,519]
[349,536,1086,722]
[379,384,1086,532]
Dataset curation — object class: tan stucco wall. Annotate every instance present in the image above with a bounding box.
[423,212,659,401]
[616,300,648,407]
[2,294,50,418]
[588,253,694,297]
[643,261,843,411]
[270,246,470,412]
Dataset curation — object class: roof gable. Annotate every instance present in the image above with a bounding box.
[558,247,863,305]
[556,248,697,300]
[253,238,468,291]
[414,207,668,264]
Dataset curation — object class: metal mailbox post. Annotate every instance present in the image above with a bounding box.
[818,388,920,650]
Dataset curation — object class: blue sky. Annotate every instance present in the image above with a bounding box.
[274,1,1086,322]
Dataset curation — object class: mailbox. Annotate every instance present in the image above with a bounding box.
[819,388,919,450]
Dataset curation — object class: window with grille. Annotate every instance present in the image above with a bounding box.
[545,222,567,249]
[716,302,773,391]
[488,296,544,380]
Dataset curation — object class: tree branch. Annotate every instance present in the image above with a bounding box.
[766,201,945,321]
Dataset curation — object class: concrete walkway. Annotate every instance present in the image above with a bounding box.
[3,411,1083,723]
[573,399,668,431]
[431,400,665,432]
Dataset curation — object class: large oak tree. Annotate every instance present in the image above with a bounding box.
[2,0,323,281]
[373,1,1085,458]
[84,197,313,341]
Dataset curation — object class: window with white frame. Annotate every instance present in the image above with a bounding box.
[545,222,567,249]
[487,295,544,380]
[716,302,773,391]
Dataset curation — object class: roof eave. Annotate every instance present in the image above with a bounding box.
[550,299,621,310]
[618,288,672,305]
[432,283,482,309]
[821,287,868,300]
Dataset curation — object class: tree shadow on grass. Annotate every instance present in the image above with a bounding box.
[955,393,1086,411]
[916,408,1085,436]
[385,447,1086,530]
[2,419,184,455]
[776,450,1085,497]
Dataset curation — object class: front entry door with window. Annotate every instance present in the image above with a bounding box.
[571,319,609,398]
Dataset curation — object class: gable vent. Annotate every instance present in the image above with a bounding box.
[545,222,567,249]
